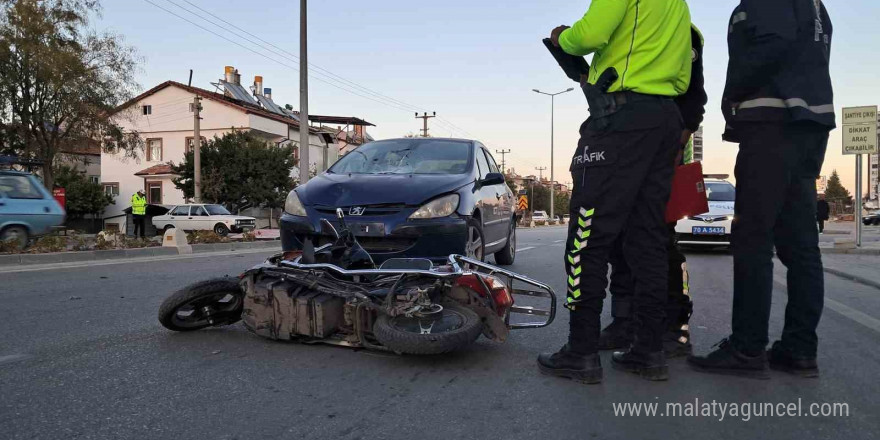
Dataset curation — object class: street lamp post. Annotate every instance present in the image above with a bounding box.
[533,87,574,221]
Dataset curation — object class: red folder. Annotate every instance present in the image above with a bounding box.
[665,162,710,223]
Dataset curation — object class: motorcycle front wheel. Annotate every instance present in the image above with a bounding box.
[373,303,482,355]
[158,278,244,331]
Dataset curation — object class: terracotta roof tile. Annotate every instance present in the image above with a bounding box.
[134,164,176,176]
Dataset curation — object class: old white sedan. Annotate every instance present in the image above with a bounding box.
[152,204,256,236]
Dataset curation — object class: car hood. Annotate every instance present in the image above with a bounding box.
[706,201,735,215]
[297,173,472,207]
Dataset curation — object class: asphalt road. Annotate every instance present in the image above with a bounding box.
[2,227,879,439]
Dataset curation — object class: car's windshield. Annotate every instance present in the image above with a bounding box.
[204,204,231,215]
[329,139,471,175]
[706,182,736,202]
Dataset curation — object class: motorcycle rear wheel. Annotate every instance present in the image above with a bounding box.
[158,278,244,331]
[373,303,482,355]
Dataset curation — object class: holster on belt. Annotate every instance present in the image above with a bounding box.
[583,67,620,120]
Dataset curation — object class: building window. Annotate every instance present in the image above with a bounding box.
[102,182,119,197]
[88,175,100,184]
[142,105,152,115]
[147,138,163,162]
[185,136,207,154]
[147,181,162,204]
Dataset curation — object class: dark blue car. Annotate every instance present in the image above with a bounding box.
[281,138,518,265]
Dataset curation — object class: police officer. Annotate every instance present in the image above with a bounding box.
[688,0,834,379]
[600,24,708,358]
[538,0,692,383]
[131,190,147,238]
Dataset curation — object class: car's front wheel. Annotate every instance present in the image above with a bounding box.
[214,223,229,236]
[465,219,484,261]
[494,220,516,266]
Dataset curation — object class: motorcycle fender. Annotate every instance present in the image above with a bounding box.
[446,285,509,343]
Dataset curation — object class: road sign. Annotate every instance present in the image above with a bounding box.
[517,195,528,211]
[842,106,878,155]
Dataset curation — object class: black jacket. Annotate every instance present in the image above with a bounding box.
[722,0,834,142]
[817,199,830,220]
[676,26,707,133]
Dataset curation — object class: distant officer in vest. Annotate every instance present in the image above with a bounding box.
[538,0,693,383]
[601,24,708,358]
[689,0,834,379]
[131,190,147,238]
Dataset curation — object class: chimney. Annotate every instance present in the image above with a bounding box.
[254,76,263,96]
[264,87,272,99]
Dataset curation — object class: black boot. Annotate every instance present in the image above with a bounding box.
[767,341,819,378]
[687,338,769,379]
[611,348,669,381]
[598,318,634,350]
[537,345,603,384]
[663,328,693,358]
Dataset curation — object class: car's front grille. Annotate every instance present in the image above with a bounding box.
[315,204,406,217]
[688,215,729,223]
[315,235,416,253]
[677,234,730,243]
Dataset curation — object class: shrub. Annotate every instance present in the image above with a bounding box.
[241,231,256,242]
[187,231,226,244]
[0,239,22,254]
[31,235,66,253]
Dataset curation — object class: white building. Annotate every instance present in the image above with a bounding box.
[101,69,341,231]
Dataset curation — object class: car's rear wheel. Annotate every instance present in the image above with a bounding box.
[465,219,484,261]
[0,226,28,250]
[161,225,175,236]
[214,223,229,236]
[494,220,516,266]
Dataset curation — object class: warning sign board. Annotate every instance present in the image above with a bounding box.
[517,195,528,211]
[842,106,878,155]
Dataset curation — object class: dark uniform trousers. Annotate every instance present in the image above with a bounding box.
[609,225,691,333]
[133,215,146,238]
[566,97,682,354]
[730,121,828,357]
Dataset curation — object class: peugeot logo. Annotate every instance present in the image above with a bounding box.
[349,206,366,216]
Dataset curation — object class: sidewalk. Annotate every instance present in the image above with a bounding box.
[821,253,880,290]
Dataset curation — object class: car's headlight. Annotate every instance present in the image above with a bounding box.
[409,194,459,219]
[284,190,307,216]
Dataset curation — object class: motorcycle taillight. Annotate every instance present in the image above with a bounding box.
[455,273,514,317]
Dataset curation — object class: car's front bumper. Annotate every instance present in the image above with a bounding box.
[280,212,469,263]
[675,219,733,246]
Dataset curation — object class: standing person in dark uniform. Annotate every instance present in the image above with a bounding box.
[817,196,830,233]
[537,0,692,384]
[688,0,834,379]
[600,24,708,358]
[131,190,147,239]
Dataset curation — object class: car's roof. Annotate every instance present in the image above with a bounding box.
[705,179,732,184]
[0,170,32,176]
[375,137,477,144]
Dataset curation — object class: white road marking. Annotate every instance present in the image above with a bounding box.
[772,274,880,334]
[553,239,566,243]
[0,354,30,365]
[516,247,536,252]
[0,248,279,274]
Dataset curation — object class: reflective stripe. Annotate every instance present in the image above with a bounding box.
[731,11,747,25]
[568,276,580,287]
[567,254,581,265]
[578,217,592,228]
[570,289,581,299]
[571,265,582,276]
[737,98,835,115]
[578,229,591,239]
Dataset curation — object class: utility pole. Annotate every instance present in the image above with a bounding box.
[299,0,310,184]
[535,166,547,182]
[533,87,573,221]
[192,96,202,203]
[415,112,436,137]
[495,149,511,174]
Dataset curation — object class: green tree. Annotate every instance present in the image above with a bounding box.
[52,164,113,219]
[532,184,551,213]
[554,190,571,217]
[825,169,852,208]
[170,131,297,214]
[0,0,142,189]
[504,173,517,194]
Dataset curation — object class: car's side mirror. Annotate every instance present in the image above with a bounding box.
[481,172,505,187]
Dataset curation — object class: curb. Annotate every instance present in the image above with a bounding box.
[821,247,880,255]
[823,267,880,291]
[0,240,281,267]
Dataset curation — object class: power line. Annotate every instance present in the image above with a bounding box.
[144,0,476,139]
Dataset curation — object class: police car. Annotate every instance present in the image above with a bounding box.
[675,176,735,248]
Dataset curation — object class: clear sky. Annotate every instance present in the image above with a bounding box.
[99,0,877,194]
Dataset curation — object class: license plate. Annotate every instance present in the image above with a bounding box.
[692,226,726,235]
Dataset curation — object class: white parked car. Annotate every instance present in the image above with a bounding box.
[152,204,256,236]
[675,178,736,247]
[532,211,549,222]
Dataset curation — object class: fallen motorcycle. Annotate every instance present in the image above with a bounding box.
[158,209,556,354]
